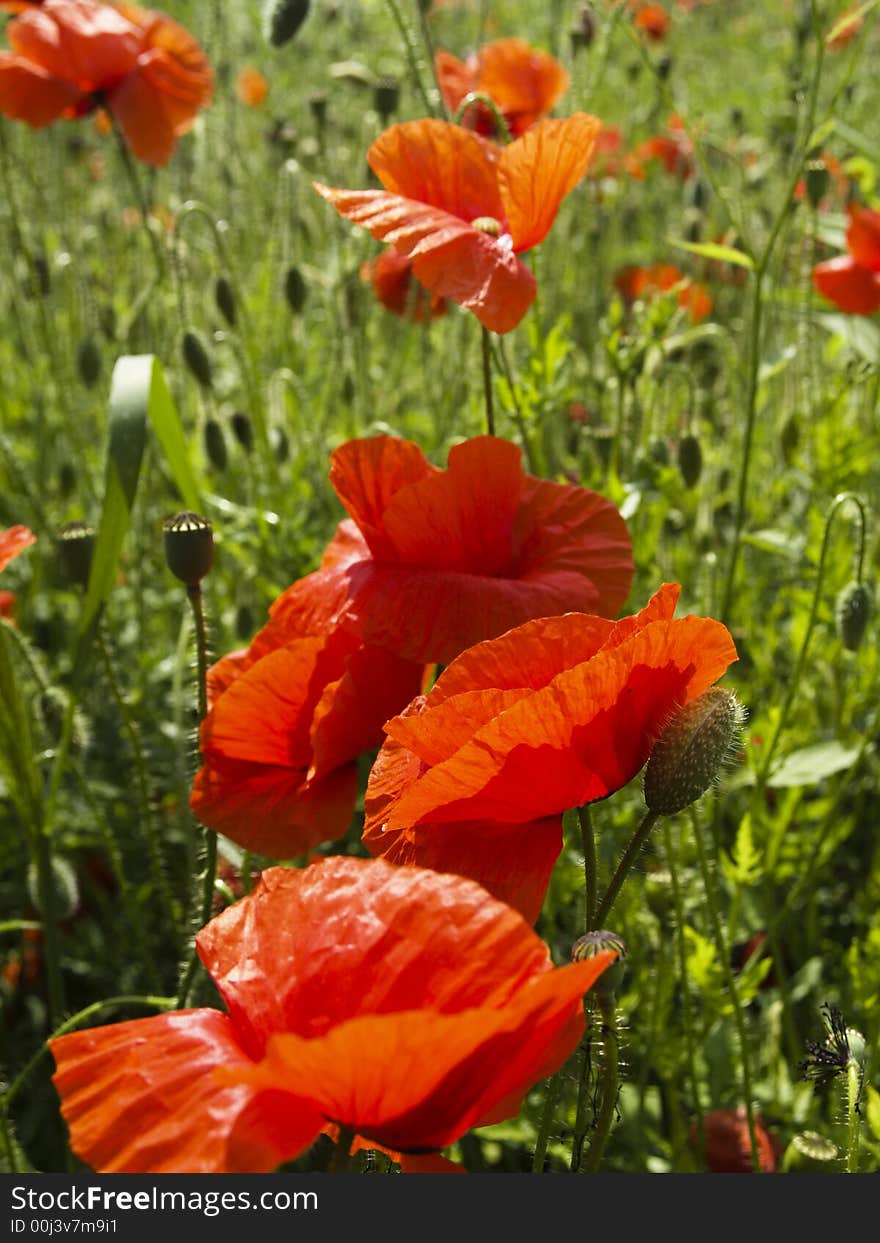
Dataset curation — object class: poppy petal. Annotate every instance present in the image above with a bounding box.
[0,55,86,124]
[477,38,569,133]
[196,856,559,1058]
[367,118,503,222]
[846,204,880,273]
[500,113,602,252]
[434,49,476,118]
[50,1009,322,1173]
[107,62,179,166]
[328,434,436,555]
[813,254,880,315]
[8,1,140,86]
[0,525,36,573]
[222,953,612,1154]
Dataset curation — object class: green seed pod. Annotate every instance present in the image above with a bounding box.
[263,0,311,47]
[373,77,400,124]
[572,929,627,997]
[308,90,328,127]
[569,5,596,53]
[58,462,76,499]
[235,603,255,641]
[182,329,213,388]
[214,276,237,327]
[677,433,703,488]
[231,411,254,453]
[56,521,95,589]
[76,338,102,388]
[781,1131,838,1173]
[835,581,871,651]
[644,688,744,816]
[780,412,800,465]
[284,265,308,313]
[27,856,79,922]
[649,437,671,467]
[163,512,214,586]
[203,418,228,473]
[272,427,290,463]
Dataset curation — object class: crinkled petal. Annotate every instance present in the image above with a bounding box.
[813,254,880,315]
[500,113,602,252]
[846,204,880,273]
[0,54,86,123]
[0,525,36,573]
[8,0,141,86]
[328,434,436,555]
[477,38,569,135]
[222,954,611,1154]
[50,1009,322,1173]
[196,857,559,1058]
[367,117,503,222]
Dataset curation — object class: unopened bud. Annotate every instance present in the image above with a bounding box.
[677,433,702,488]
[76,338,102,388]
[231,411,254,453]
[163,512,214,586]
[264,0,311,47]
[373,77,400,123]
[569,5,596,53]
[644,688,744,815]
[182,329,213,388]
[804,161,830,209]
[56,521,95,589]
[27,856,79,922]
[284,265,308,313]
[214,276,237,327]
[835,581,871,651]
[204,419,228,472]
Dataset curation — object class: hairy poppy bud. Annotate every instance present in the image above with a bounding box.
[182,330,213,388]
[163,512,214,587]
[284,265,308,313]
[27,856,80,922]
[214,276,237,327]
[780,412,799,465]
[644,688,744,816]
[572,929,627,996]
[677,433,702,488]
[308,91,328,128]
[76,338,102,389]
[231,411,254,453]
[374,77,400,124]
[804,161,830,209]
[264,0,311,47]
[203,419,228,472]
[835,581,871,651]
[570,5,596,53]
[56,521,95,590]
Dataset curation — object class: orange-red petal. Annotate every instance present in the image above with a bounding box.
[846,204,880,273]
[813,254,880,315]
[368,118,503,223]
[0,54,86,123]
[500,113,602,252]
[7,1,141,86]
[476,38,569,136]
[0,524,36,572]
[50,1009,322,1173]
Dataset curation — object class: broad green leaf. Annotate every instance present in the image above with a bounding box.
[816,314,880,366]
[741,528,806,559]
[667,238,755,270]
[147,357,203,513]
[769,741,861,789]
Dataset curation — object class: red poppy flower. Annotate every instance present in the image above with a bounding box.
[435,37,569,138]
[0,591,15,620]
[313,112,602,333]
[691,1108,778,1173]
[265,433,634,667]
[190,624,425,857]
[615,262,712,323]
[363,584,737,921]
[635,114,694,180]
[0,524,36,572]
[0,0,211,166]
[812,205,880,315]
[235,64,267,108]
[50,857,614,1172]
[360,247,448,320]
[633,3,670,40]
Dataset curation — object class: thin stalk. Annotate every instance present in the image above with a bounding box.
[330,1126,356,1173]
[569,1029,593,1172]
[493,337,539,472]
[579,805,597,931]
[581,992,619,1172]
[689,807,760,1172]
[107,109,166,282]
[663,820,704,1158]
[481,325,496,436]
[413,0,448,118]
[385,0,436,116]
[592,811,659,929]
[531,1069,562,1172]
[846,1060,862,1174]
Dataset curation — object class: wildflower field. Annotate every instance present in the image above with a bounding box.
[1,0,879,1180]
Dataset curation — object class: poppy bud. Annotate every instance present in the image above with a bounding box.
[235,603,254,641]
[644,688,744,816]
[203,419,228,473]
[648,437,671,467]
[835,581,871,651]
[691,1108,778,1173]
[182,330,213,388]
[231,411,254,453]
[780,412,800,465]
[569,5,596,52]
[272,427,290,463]
[56,521,95,590]
[214,276,237,327]
[657,54,673,82]
[677,433,703,488]
[58,462,77,500]
[264,0,311,47]
[76,338,102,388]
[804,161,830,209]
[284,265,308,313]
[781,1131,838,1172]
[308,91,328,128]
[27,856,80,923]
[572,929,627,997]
[373,77,400,124]
[163,512,214,587]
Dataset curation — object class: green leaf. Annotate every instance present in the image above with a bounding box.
[667,238,755,270]
[147,357,203,513]
[741,528,806,559]
[769,741,861,789]
[816,314,880,367]
[866,1086,880,1143]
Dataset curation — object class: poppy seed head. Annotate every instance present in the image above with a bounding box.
[471,216,502,237]
[644,687,744,816]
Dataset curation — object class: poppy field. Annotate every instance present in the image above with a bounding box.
[1,0,879,1179]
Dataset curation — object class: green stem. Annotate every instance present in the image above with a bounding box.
[581,992,619,1172]
[492,337,539,471]
[569,1030,593,1172]
[108,108,166,282]
[689,808,760,1172]
[531,1069,562,1172]
[330,1126,356,1173]
[579,805,597,932]
[592,811,659,930]
[481,325,496,436]
[663,821,704,1160]
[385,0,436,116]
[846,1059,862,1174]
